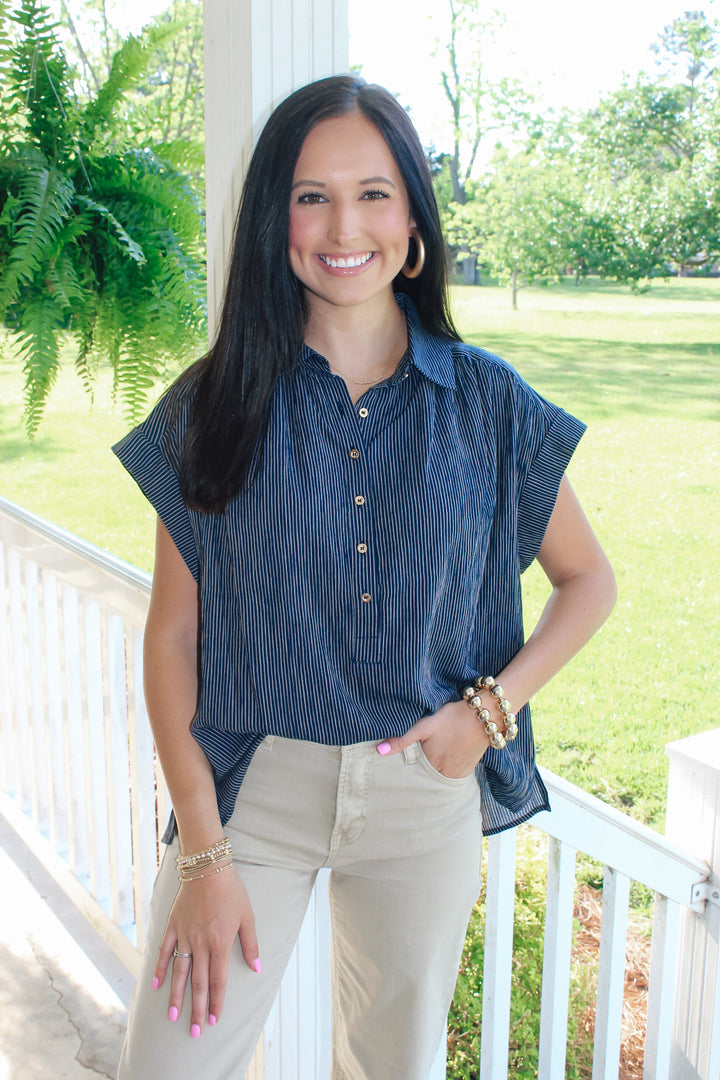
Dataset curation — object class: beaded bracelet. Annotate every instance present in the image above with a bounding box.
[176,837,233,873]
[461,675,518,750]
[179,858,233,884]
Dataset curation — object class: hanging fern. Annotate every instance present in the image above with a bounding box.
[0,0,206,435]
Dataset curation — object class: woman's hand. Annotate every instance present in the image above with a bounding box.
[152,867,260,1037]
[377,699,490,778]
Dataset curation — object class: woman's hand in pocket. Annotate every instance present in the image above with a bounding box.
[376,699,490,779]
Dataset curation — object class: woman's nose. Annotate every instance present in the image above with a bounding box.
[327,200,360,245]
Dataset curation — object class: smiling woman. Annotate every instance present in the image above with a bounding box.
[110,74,616,1080]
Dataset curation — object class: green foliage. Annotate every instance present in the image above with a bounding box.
[437,0,532,203]
[443,151,582,307]
[0,0,206,435]
[438,9,720,293]
[57,0,204,176]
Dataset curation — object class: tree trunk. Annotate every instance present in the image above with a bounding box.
[511,269,518,310]
[462,256,477,285]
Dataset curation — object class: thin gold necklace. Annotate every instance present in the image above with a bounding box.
[329,364,391,386]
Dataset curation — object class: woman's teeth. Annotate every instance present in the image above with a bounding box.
[320,253,373,268]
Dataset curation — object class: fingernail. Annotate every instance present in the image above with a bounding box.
[168,1006,178,1022]
[208,1014,217,1026]
[252,958,262,974]
[377,741,391,755]
[151,977,159,990]
[191,1024,201,1039]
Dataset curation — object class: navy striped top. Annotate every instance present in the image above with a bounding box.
[113,295,585,837]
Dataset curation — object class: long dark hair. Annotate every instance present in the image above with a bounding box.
[178,75,460,513]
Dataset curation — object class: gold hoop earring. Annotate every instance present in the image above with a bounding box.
[402,228,425,279]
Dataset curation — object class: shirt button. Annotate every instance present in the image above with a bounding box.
[358,407,369,418]
[361,592,372,603]
[357,543,368,554]
[354,495,365,506]
[349,448,360,459]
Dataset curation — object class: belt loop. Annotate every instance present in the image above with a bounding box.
[261,735,275,751]
[402,742,419,764]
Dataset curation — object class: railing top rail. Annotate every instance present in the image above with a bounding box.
[0,496,151,623]
[537,766,709,908]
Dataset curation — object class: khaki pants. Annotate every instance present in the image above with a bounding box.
[117,736,483,1080]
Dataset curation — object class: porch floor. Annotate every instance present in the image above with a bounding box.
[0,814,130,1079]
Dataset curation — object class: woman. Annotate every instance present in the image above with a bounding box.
[113,75,616,1079]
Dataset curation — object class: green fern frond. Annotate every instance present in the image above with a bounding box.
[114,324,164,423]
[46,251,85,311]
[0,161,74,311]
[149,139,205,175]
[8,0,73,159]
[0,194,22,229]
[71,295,101,400]
[12,293,64,436]
[75,193,146,264]
[82,22,177,146]
[47,209,94,253]
[0,1,24,147]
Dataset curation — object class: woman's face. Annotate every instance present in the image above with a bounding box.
[288,112,415,315]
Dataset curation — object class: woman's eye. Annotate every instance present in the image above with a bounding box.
[296,191,326,204]
[362,188,390,200]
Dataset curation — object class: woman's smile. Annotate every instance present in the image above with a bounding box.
[317,251,375,271]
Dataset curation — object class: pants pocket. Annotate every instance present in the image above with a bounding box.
[409,741,477,786]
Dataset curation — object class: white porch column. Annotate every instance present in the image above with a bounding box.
[202,0,350,338]
[665,730,720,1080]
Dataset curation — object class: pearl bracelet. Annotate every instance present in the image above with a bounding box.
[176,837,233,872]
[461,675,518,750]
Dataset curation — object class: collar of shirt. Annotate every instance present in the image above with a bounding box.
[298,293,456,390]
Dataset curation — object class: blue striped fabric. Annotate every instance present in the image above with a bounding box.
[113,295,585,838]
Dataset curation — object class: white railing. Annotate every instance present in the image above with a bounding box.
[1,495,717,1080]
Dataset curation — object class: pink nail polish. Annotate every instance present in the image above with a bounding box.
[377,741,391,756]
[191,1024,201,1039]
[252,958,262,974]
[168,1006,179,1022]
[151,977,159,990]
[208,1014,217,1026]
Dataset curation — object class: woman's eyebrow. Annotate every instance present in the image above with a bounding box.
[360,176,396,187]
[290,176,397,190]
[291,179,326,190]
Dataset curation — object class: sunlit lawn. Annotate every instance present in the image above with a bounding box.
[1,276,718,828]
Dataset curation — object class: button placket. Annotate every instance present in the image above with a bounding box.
[347,441,379,657]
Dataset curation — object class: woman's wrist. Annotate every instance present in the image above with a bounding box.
[175,814,225,857]
[461,675,518,750]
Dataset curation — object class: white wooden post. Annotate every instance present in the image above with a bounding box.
[665,730,720,1080]
[203,0,350,339]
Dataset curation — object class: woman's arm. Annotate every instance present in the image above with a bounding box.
[144,516,219,850]
[145,518,260,1036]
[377,476,617,776]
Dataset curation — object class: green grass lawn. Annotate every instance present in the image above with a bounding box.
[1,276,718,829]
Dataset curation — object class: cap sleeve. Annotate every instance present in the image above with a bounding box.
[516,397,586,572]
[112,390,199,583]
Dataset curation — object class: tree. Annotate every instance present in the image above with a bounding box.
[573,11,720,284]
[0,0,206,434]
[437,0,531,282]
[582,12,719,179]
[443,150,580,308]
